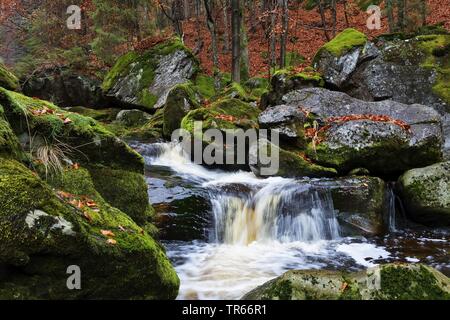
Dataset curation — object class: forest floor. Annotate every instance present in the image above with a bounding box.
[183,0,450,77]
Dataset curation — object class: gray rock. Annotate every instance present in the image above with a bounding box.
[258,104,307,141]
[116,109,152,127]
[22,67,107,108]
[103,39,198,111]
[398,161,450,226]
[282,88,443,175]
[242,264,450,300]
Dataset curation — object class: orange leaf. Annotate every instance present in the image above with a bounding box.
[106,238,117,245]
[101,230,115,237]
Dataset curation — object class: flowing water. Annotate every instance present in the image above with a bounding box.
[132,142,450,300]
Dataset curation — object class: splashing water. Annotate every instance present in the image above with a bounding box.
[132,142,450,300]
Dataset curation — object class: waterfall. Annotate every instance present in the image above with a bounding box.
[210,181,340,244]
[387,184,397,232]
[140,142,341,245]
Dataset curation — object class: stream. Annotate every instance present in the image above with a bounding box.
[131,142,450,300]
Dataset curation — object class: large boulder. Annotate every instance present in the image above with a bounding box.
[243,263,450,300]
[280,88,443,175]
[314,30,450,158]
[0,159,179,299]
[0,63,20,91]
[398,161,450,226]
[0,88,154,225]
[163,82,200,138]
[22,67,107,108]
[102,38,199,111]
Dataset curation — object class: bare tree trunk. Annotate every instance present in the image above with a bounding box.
[222,0,230,52]
[331,0,337,37]
[269,0,277,71]
[279,0,288,68]
[386,0,394,32]
[204,0,221,90]
[343,0,349,27]
[240,1,249,81]
[318,0,330,41]
[231,0,241,83]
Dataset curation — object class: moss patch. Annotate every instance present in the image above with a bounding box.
[0,63,20,91]
[314,28,367,59]
[0,159,179,299]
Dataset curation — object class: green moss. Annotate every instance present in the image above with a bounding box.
[0,63,20,91]
[163,82,200,138]
[87,165,154,225]
[66,107,120,122]
[0,87,144,172]
[377,264,450,300]
[276,146,337,178]
[102,37,199,110]
[0,160,179,299]
[0,107,23,160]
[181,98,260,136]
[194,74,216,98]
[101,51,139,92]
[315,28,367,59]
[415,34,450,105]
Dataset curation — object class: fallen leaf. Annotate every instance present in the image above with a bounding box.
[101,229,116,237]
[340,282,348,292]
[63,117,72,124]
[106,238,117,245]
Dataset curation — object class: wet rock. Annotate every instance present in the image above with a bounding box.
[243,263,450,300]
[398,161,450,226]
[310,177,388,235]
[282,88,443,175]
[102,38,199,111]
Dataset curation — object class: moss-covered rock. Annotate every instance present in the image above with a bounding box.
[102,37,199,111]
[0,63,20,91]
[398,161,450,226]
[181,98,260,136]
[87,165,154,226]
[0,88,144,173]
[314,28,368,59]
[163,82,200,138]
[0,106,23,160]
[243,264,450,300]
[66,107,121,122]
[261,68,324,109]
[0,159,179,299]
[249,141,337,178]
[283,88,443,176]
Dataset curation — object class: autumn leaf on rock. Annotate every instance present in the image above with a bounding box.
[101,230,116,238]
[106,239,117,245]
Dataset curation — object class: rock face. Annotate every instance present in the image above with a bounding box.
[116,109,152,127]
[280,88,443,175]
[314,30,450,158]
[258,104,308,144]
[398,161,450,226]
[310,177,388,235]
[243,263,450,300]
[102,38,199,111]
[0,160,178,299]
[0,88,179,299]
[260,69,324,109]
[22,67,107,108]
[0,63,20,91]
[163,82,200,138]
